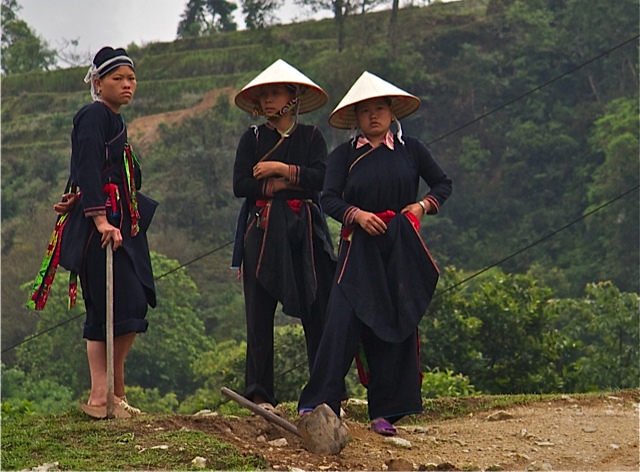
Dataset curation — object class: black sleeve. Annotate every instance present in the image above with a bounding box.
[295,126,327,191]
[321,143,357,225]
[233,128,265,199]
[75,106,109,216]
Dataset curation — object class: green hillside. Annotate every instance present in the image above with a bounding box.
[1,0,638,412]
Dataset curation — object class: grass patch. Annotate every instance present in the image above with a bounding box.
[1,410,267,471]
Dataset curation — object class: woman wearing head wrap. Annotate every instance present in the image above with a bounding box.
[29,47,157,417]
[298,72,452,435]
[232,59,336,411]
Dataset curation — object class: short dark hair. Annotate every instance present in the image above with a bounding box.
[354,97,392,112]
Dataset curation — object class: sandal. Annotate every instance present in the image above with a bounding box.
[79,401,131,419]
[119,397,142,415]
[370,418,398,436]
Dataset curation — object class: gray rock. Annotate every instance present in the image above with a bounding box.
[297,403,350,455]
[384,437,412,449]
[268,437,288,447]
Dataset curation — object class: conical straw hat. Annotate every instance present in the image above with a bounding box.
[329,71,421,129]
[235,59,328,115]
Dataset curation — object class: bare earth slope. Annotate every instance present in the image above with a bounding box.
[127,87,236,154]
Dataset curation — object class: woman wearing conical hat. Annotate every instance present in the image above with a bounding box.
[232,59,337,410]
[298,72,452,435]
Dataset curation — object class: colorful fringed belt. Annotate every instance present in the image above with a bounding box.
[28,144,141,311]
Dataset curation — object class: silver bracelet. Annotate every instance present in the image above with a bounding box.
[418,200,427,215]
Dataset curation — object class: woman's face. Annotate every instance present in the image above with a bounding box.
[95,65,137,112]
[256,84,296,117]
[355,98,393,140]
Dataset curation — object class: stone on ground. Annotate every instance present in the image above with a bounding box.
[297,403,350,455]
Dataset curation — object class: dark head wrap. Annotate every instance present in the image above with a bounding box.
[83,46,135,101]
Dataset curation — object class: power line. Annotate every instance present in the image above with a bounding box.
[273,183,639,380]
[5,36,638,355]
[427,34,640,145]
[434,183,640,298]
[1,241,234,354]
[154,241,233,281]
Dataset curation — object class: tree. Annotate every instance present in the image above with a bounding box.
[422,268,563,394]
[585,97,639,293]
[55,38,91,68]
[1,0,56,74]
[550,282,640,392]
[241,0,283,29]
[125,252,216,399]
[177,0,238,38]
[294,0,382,51]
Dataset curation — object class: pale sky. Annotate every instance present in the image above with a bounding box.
[17,0,329,66]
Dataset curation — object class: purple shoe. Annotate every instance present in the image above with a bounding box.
[370,418,397,436]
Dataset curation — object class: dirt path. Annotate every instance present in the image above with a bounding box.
[127,87,236,154]
[143,391,639,471]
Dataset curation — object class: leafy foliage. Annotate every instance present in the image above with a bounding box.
[1,0,56,74]
[1,363,75,415]
[241,0,284,29]
[422,268,639,394]
[551,282,640,392]
[2,0,638,412]
[177,0,238,37]
[125,253,215,398]
[421,368,478,398]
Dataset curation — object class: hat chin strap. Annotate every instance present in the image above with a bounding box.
[258,97,300,120]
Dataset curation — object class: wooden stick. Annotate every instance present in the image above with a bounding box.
[221,387,299,436]
[106,243,115,419]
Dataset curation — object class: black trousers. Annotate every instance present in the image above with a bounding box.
[298,282,423,422]
[242,223,332,406]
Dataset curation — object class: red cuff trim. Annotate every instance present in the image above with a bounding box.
[343,206,359,226]
[84,206,106,217]
[289,165,300,185]
[424,196,439,214]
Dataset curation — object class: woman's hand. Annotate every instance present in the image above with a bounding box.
[92,215,123,250]
[253,161,288,179]
[270,177,289,193]
[53,193,78,215]
[401,201,428,219]
[253,161,289,180]
[355,211,387,236]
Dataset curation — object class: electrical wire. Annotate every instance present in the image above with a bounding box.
[1,241,234,354]
[427,34,640,145]
[4,35,638,357]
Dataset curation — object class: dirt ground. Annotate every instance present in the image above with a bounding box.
[142,390,639,472]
